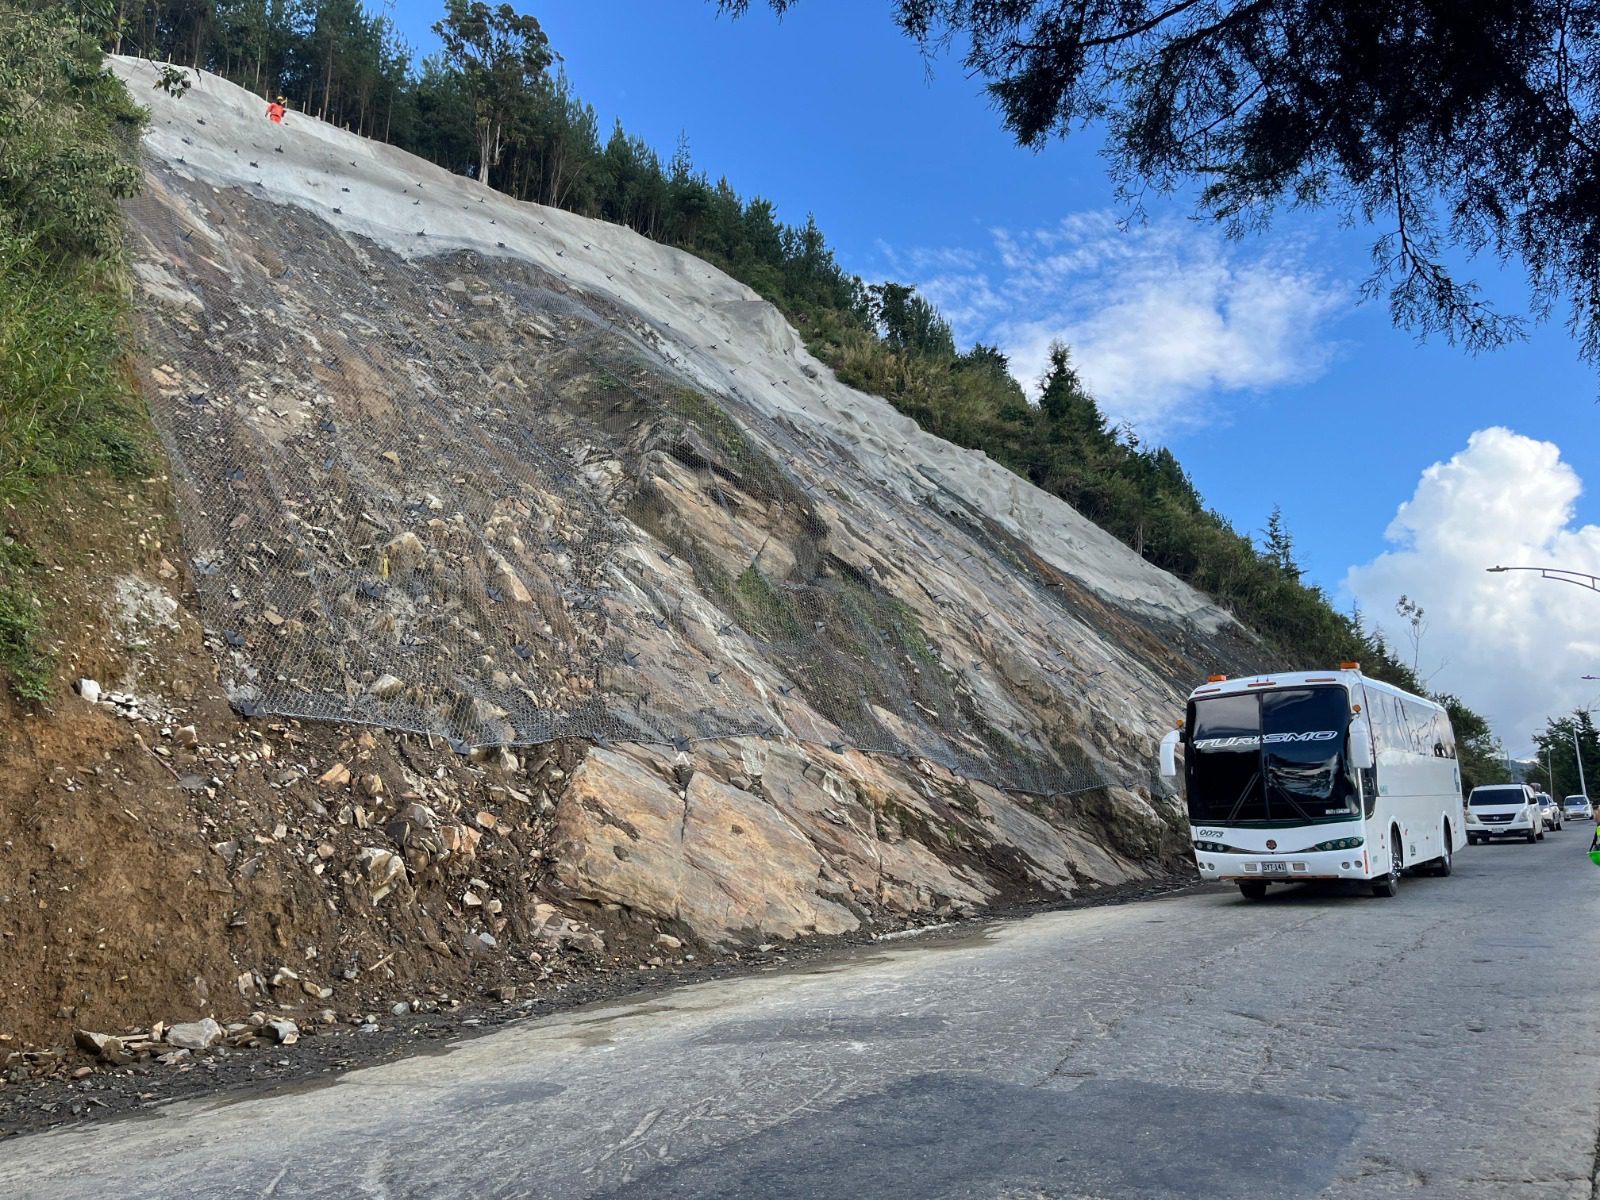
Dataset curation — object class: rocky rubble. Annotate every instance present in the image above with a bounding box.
[6,621,1183,1069]
[1,872,1194,1133]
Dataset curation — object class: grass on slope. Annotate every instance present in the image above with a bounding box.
[0,6,150,703]
[0,230,147,501]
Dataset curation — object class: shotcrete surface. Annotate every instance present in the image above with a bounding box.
[110,56,1230,634]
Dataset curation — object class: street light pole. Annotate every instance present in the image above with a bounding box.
[1485,565,1600,594]
[1489,569,1599,792]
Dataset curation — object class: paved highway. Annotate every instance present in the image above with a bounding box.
[5,832,1600,1199]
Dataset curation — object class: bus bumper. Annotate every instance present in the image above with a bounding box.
[1193,848,1373,883]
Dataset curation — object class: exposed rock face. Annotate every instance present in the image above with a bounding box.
[98,58,1272,960]
[548,740,1162,945]
[552,747,858,943]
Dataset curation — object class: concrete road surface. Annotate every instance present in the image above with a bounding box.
[5,834,1600,1199]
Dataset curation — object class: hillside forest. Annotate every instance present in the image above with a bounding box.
[3,0,1510,789]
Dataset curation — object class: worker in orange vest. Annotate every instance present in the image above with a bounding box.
[266,96,286,124]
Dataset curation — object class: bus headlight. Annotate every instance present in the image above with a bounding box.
[1312,836,1365,851]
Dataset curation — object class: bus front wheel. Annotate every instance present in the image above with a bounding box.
[1238,882,1267,901]
[1372,837,1401,897]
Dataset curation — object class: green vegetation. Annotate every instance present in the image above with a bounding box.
[0,4,147,700]
[431,0,551,192]
[0,541,50,703]
[0,8,144,260]
[1530,711,1599,800]
[833,576,936,672]
[0,233,144,498]
[881,596,935,668]
[671,386,755,470]
[731,567,801,640]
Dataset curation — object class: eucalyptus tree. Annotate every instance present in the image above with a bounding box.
[433,0,551,189]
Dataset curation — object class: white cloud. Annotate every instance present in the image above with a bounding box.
[872,212,1346,438]
[1345,428,1600,752]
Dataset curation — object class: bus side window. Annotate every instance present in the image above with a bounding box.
[1405,699,1428,754]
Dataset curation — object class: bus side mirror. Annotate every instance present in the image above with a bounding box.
[1159,728,1181,780]
[1349,721,1374,770]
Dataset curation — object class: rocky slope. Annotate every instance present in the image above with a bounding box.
[0,58,1269,1065]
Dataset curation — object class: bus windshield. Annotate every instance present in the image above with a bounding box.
[1186,686,1359,826]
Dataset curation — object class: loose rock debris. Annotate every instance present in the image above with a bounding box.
[1,877,1194,1136]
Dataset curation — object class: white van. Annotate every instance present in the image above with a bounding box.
[1464,783,1543,844]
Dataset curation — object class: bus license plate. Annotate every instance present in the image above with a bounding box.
[1261,862,1289,874]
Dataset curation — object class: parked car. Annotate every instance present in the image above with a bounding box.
[1464,783,1544,844]
[1564,794,1593,822]
[1537,794,1562,831]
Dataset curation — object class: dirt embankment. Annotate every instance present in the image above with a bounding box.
[0,467,1193,1088]
[0,469,666,1057]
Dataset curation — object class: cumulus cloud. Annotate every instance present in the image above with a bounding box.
[1345,428,1600,751]
[872,212,1346,438]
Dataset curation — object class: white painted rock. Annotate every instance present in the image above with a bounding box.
[165,1018,223,1050]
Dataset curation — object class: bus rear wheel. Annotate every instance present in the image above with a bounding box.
[1431,839,1453,876]
[1426,827,1454,876]
[1238,882,1267,901]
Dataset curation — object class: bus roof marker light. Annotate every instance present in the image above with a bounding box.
[1339,661,1361,670]
[1206,674,1227,682]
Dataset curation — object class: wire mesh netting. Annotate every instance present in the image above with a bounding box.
[121,171,1182,798]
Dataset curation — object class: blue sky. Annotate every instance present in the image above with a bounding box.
[389,1,1600,748]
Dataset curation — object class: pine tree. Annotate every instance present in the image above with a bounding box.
[1262,506,1299,580]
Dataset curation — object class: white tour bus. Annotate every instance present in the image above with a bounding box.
[1159,664,1466,900]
